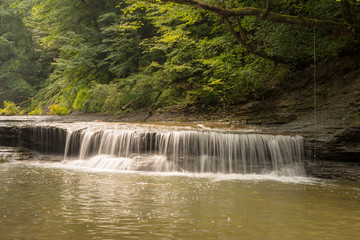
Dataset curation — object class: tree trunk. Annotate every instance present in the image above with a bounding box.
[341,0,355,25]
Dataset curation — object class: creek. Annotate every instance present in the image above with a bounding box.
[0,117,359,239]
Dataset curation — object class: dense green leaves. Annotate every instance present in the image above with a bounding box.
[0,0,49,107]
[0,101,21,115]
[0,0,358,114]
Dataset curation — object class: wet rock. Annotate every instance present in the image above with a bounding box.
[0,126,20,147]
[305,159,360,182]
[1,119,360,181]
[0,146,33,161]
[0,125,67,155]
[314,126,360,162]
[298,126,360,181]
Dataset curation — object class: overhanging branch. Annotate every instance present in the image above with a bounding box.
[223,17,283,63]
[162,0,359,34]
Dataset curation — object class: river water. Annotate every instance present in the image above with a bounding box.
[0,118,360,239]
[1,162,359,240]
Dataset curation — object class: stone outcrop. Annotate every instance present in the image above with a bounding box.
[316,126,360,162]
[0,125,67,155]
[0,117,359,181]
[303,126,360,181]
[0,146,33,162]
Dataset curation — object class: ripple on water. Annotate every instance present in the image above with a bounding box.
[1,163,360,240]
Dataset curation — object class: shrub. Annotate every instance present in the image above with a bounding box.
[28,107,44,115]
[47,104,69,115]
[0,101,21,115]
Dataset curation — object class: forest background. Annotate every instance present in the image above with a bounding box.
[0,0,359,118]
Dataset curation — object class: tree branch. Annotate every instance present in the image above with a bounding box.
[234,16,253,52]
[341,0,355,25]
[162,0,360,34]
[17,86,60,107]
[264,0,270,15]
[223,17,283,63]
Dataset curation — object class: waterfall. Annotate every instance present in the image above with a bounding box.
[62,129,305,176]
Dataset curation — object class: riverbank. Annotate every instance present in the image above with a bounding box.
[69,110,360,181]
[1,112,359,181]
[65,54,360,181]
[1,54,360,181]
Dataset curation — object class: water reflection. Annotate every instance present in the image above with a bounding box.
[1,163,360,240]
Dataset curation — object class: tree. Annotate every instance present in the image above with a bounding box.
[156,0,360,63]
[0,0,49,106]
[9,0,359,113]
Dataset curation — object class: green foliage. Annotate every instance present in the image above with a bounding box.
[0,0,50,105]
[8,0,359,114]
[225,58,285,103]
[0,37,16,63]
[0,75,36,106]
[263,24,313,66]
[80,83,116,113]
[28,107,44,115]
[47,104,69,115]
[0,101,21,116]
[75,73,166,113]
[73,88,90,111]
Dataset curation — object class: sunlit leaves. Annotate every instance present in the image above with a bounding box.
[47,104,68,115]
[2,0,353,113]
[0,101,21,115]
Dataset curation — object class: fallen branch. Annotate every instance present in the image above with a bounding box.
[121,99,136,110]
[17,86,60,107]
[21,87,61,113]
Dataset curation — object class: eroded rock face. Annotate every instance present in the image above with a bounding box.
[0,126,67,155]
[303,126,360,164]
[297,126,360,181]
[0,146,33,162]
[317,127,360,162]
[304,160,360,182]
[0,126,19,147]
[0,121,359,181]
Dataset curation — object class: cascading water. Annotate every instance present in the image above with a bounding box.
[62,128,305,176]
